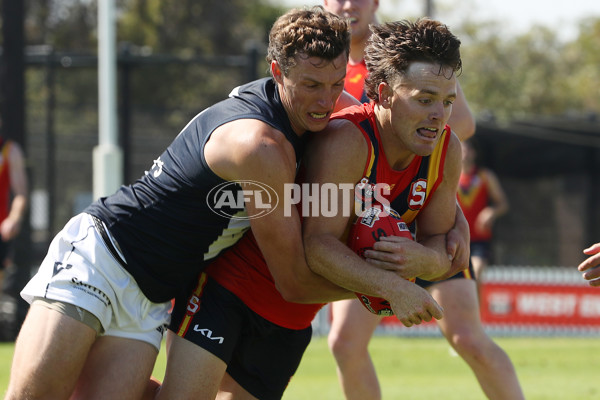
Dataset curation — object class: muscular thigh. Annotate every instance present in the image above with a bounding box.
[72,335,158,400]
[428,278,480,334]
[9,303,97,398]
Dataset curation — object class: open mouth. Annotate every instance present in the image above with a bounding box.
[309,112,328,120]
[417,127,438,139]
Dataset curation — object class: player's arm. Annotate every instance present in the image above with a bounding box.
[334,90,362,112]
[1,142,28,241]
[447,81,475,141]
[205,119,352,303]
[445,201,470,276]
[579,243,600,287]
[302,119,443,324]
[417,135,469,281]
[442,81,476,273]
[368,132,464,281]
[415,132,464,280]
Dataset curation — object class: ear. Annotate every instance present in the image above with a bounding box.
[271,61,284,85]
[378,82,393,108]
[373,0,380,12]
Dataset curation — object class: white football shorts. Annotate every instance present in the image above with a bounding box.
[21,213,172,350]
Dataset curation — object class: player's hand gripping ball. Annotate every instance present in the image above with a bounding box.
[347,206,414,316]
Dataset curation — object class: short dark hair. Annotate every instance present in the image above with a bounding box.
[267,6,350,76]
[364,18,462,102]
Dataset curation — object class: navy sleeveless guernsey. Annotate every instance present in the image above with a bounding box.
[85,78,302,303]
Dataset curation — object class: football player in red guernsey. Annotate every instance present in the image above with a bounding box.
[321,1,525,398]
[304,18,524,400]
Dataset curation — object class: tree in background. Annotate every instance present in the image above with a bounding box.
[563,18,600,114]
[457,17,600,122]
[13,1,600,122]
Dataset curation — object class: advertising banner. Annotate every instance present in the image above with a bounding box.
[376,267,600,336]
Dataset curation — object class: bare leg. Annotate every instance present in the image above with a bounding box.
[71,335,158,400]
[430,279,524,400]
[470,254,487,302]
[6,304,97,400]
[155,330,227,400]
[141,376,162,400]
[328,299,382,400]
[216,372,259,400]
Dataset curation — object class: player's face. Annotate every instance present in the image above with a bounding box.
[377,61,456,168]
[324,0,379,43]
[273,54,347,135]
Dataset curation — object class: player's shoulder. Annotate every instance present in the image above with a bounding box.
[439,127,462,180]
[335,90,362,112]
[218,118,291,151]
[208,118,297,179]
[313,116,365,154]
[445,127,462,155]
[479,166,500,182]
[4,140,25,160]
[303,118,368,178]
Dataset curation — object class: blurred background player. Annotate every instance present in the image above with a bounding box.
[0,116,28,341]
[578,243,600,286]
[457,138,509,298]
[322,1,524,399]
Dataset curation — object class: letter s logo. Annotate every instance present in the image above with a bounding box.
[187,295,200,314]
[408,180,427,210]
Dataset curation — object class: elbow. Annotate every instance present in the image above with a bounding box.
[276,282,313,303]
[426,262,461,282]
[457,120,476,141]
[275,278,311,303]
[275,271,321,303]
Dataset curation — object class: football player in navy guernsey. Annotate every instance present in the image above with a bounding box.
[6,7,357,400]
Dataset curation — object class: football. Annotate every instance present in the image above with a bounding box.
[347,206,414,316]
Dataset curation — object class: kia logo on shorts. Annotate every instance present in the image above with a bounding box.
[207,180,279,220]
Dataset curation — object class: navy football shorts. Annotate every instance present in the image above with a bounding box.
[170,274,312,400]
[470,240,492,261]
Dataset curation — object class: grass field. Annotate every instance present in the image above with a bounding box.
[2,336,600,399]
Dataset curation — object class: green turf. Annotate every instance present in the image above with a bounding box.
[281,336,600,400]
[0,342,13,394]
[3,336,600,399]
